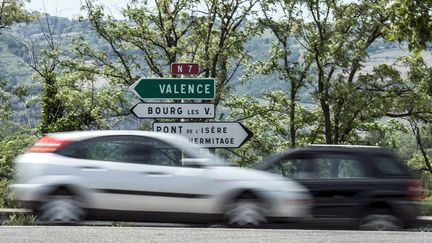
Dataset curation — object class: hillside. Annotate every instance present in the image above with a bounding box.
[0,35,33,86]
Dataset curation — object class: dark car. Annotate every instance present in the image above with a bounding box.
[256,145,424,230]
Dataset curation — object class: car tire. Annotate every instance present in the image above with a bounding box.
[37,189,85,225]
[224,193,267,227]
[359,209,402,231]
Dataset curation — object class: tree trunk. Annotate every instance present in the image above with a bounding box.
[289,84,297,148]
[320,98,332,144]
[410,119,432,176]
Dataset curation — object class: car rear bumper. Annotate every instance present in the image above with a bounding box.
[392,200,421,228]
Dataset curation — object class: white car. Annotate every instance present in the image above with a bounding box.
[12,130,311,226]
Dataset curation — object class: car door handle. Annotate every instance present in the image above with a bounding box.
[141,171,171,177]
[80,166,108,172]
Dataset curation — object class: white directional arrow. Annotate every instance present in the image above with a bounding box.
[130,103,215,119]
[153,122,254,148]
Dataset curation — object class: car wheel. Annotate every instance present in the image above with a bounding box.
[38,189,85,225]
[359,211,402,231]
[224,194,267,227]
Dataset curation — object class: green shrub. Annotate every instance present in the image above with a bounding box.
[0,179,14,208]
[0,132,36,207]
[2,213,37,226]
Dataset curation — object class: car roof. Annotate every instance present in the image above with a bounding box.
[298,144,392,152]
[48,130,177,140]
[307,144,381,149]
[46,130,197,148]
[45,130,229,166]
[255,145,398,170]
[276,145,397,157]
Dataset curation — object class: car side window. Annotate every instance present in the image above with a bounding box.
[268,155,313,178]
[270,154,368,179]
[268,159,295,177]
[313,155,367,179]
[56,135,183,166]
[374,156,407,176]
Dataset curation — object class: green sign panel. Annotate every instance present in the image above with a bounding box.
[130,78,216,100]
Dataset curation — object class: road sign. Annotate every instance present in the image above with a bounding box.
[171,63,200,75]
[130,103,215,119]
[130,78,215,100]
[153,122,253,148]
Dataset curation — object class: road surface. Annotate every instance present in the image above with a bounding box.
[1,226,432,243]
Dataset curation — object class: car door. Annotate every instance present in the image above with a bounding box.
[268,152,371,218]
[71,135,214,215]
[305,153,372,217]
[116,136,216,214]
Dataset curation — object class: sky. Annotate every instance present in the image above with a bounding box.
[26,0,127,19]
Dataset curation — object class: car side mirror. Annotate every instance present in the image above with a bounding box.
[181,158,208,168]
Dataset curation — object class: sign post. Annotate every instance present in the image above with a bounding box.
[171,63,200,76]
[130,103,215,119]
[129,78,215,100]
[152,122,254,148]
[129,62,254,149]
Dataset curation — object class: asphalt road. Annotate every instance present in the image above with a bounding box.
[1,226,432,243]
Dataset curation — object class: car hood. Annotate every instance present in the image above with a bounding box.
[212,166,308,195]
[210,166,285,181]
[208,166,309,193]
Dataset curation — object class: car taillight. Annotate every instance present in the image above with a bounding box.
[406,179,427,200]
[28,136,72,153]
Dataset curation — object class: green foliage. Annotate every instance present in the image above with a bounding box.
[12,12,133,133]
[35,62,130,132]
[388,0,432,52]
[300,0,392,144]
[0,179,12,208]
[0,79,12,121]
[3,213,37,225]
[0,0,431,181]
[0,128,36,207]
[76,0,260,107]
[225,91,318,166]
[0,134,35,180]
[0,0,32,30]
[224,0,432,173]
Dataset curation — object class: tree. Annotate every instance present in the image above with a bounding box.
[0,79,12,121]
[227,0,398,150]
[225,91,317,166]
[189,0,259,106]
[0,126,36,207]
[298,0,392,144]
[253,0,313,148]
[18,13,78,133]
[224,0,318,164]
[75,0,259,108]
[409,119,432,176]
[0,0,31,30]
[394,56,432,176]
[0,0,35,207]
[0,0,31,124]
[16,13,129,133]
[388,0,432,52]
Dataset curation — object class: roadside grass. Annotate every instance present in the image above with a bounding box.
[412,224,432,232]
[1,213,37,226]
